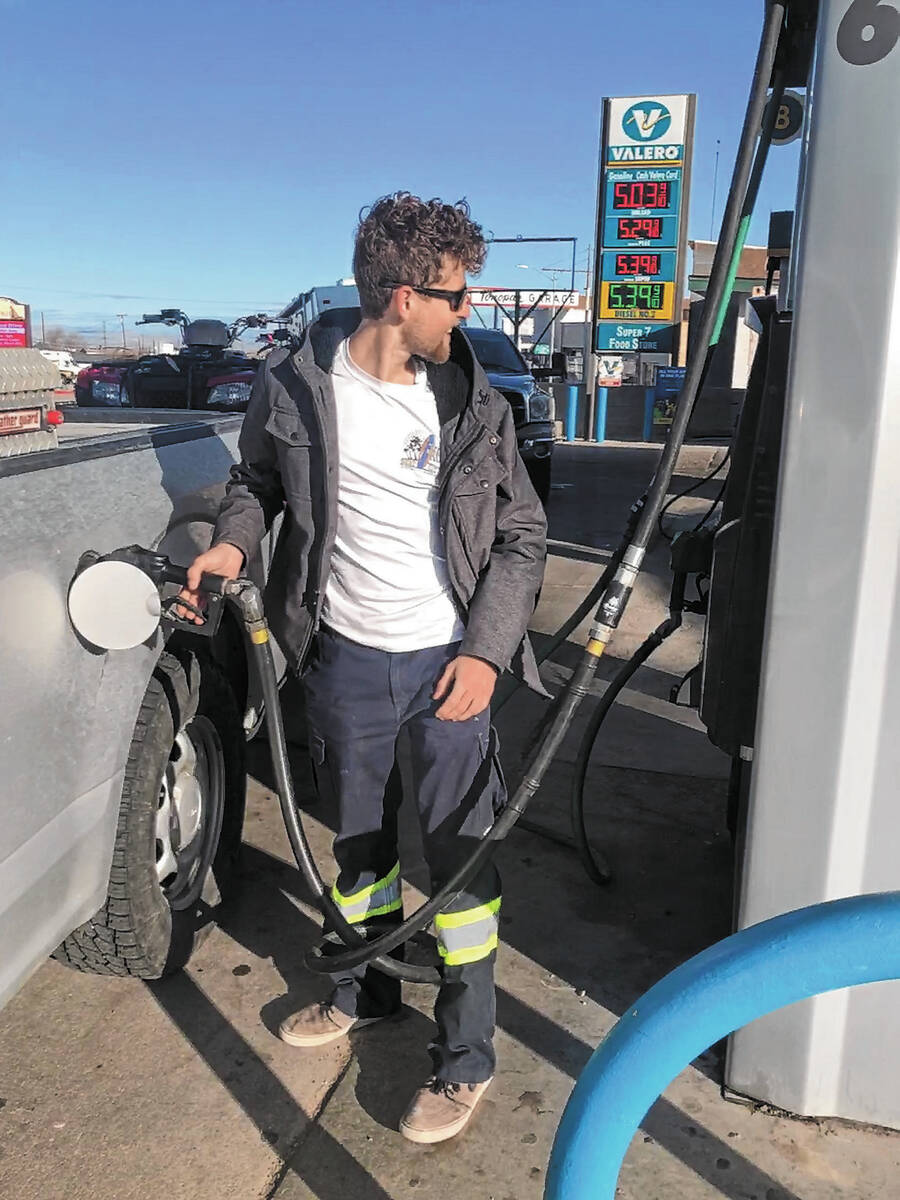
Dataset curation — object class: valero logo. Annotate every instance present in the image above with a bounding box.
[623,101,672,142]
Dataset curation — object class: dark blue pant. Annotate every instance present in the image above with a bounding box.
[303,626,504,1083]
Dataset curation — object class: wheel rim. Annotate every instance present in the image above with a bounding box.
[155,715,225,910]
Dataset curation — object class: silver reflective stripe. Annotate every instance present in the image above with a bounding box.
[435,897,501,966]
[331,862,401,924]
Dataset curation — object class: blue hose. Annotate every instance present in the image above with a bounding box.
[545,891,900,1199]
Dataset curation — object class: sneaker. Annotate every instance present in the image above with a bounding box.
[399,1076,493,1144]
[278,1002,389,1048]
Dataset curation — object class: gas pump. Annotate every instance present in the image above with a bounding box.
[707,0,900,1127]
[566,0,900,1127]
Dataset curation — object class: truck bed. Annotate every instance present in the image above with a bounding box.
[0,407,244,476]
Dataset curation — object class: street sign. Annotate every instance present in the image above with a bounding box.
[592,94,695,358]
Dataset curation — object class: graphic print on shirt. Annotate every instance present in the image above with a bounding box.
[401,430,440,478]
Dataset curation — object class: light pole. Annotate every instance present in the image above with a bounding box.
[516,264,562,355]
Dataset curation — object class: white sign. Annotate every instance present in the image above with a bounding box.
[468,289,581,309]
[597,354,624,387]
[607,94,690,150]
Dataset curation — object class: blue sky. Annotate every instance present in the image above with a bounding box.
[2,0,800,340]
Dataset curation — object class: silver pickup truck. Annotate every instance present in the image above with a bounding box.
[0,350,274,1010]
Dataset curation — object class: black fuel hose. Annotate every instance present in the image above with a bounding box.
[570,586,685,886]
[558,42,787,890]
[594,9,785,618]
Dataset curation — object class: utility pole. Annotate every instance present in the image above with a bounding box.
[117,314,127,351]
[40,312,46,346]
[710,139,721,239]
[102,320,108,350]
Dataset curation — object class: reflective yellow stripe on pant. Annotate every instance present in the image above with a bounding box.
[435,897,501,966]
[331,862,402,924]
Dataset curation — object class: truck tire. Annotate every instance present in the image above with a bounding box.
[53,650,245,979]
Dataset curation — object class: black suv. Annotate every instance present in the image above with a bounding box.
[462,326,554,504]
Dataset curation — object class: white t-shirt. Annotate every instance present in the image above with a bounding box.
[322,338,465,651]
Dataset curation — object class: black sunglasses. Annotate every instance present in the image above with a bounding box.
[380,280,469,312]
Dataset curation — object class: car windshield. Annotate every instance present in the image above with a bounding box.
[464,328,528,374]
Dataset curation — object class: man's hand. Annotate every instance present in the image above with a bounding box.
[432,654,498,721]
[174,542,245,624]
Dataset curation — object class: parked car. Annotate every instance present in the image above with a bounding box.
[462,326,554,504]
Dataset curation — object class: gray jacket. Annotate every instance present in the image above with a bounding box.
[213,308,548,692]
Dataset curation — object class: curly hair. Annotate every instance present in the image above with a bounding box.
[353,192,486,319]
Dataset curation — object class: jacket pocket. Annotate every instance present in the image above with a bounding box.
[453,448,507,497]
[265,406,313,500]
[265,405,313,447]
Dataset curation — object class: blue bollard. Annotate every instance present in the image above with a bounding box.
[642,386,655,441]
[594,387,608,442]
[545,891,900,1200]
[565,385,580,442]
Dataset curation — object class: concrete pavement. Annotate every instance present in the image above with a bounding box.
[1,443,897,1199]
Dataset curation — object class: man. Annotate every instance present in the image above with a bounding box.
[181,193,547,1143]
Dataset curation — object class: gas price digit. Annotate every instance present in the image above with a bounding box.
[608,282,665,310]
[617,217,663,241]
[612,181,671,210]
[615,253,661,276]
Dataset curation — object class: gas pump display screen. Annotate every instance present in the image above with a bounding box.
[618,218,664,240]
[612,181,671,209]
[611,283,664,308]
[615,253,662,275]
[599,280,676,321]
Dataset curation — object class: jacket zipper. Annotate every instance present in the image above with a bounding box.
[288,360,333,671]
[439,423,487,614]
[438,423,485,535]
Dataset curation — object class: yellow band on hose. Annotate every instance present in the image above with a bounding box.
[586,639,606,658]
[250,628,269,644]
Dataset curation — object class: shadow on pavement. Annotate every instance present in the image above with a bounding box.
[148,972,395,1200]
[208,829,792,1200]
[496,987,802,1200]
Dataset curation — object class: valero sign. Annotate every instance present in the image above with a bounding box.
[593,94,695,354]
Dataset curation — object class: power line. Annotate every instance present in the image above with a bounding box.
[4,283,286,306]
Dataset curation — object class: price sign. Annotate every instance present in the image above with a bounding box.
[605,213,680,248]
[599,280,676,321]
[593,94,694,355]
[601,249,677,279]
